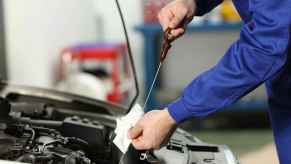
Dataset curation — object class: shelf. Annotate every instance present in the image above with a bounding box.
[156,99,268,113]
[155,89,268,112]
[135,22,242,34]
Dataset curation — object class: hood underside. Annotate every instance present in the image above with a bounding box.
[0,81,128,116]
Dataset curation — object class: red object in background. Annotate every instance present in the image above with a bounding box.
[58,43,130,103]
[143,0,171,24]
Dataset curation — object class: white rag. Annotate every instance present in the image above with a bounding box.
[113,104,144,153]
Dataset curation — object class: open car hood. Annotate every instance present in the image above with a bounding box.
[0,81,127,116]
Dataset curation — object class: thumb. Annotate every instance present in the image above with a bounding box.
[128,125,143,139]
[132,138,149,150]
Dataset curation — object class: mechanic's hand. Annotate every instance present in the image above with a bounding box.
[128,109,177,150]
[158,0,196,40]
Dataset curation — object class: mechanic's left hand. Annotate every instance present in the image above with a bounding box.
[127,109,177,150]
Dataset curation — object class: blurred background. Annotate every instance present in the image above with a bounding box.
[0,0,278,163]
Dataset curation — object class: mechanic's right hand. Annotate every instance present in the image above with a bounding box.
[158,0,196,40]
[128,109,177,150]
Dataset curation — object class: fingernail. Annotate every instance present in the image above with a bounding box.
[127,132,132,139]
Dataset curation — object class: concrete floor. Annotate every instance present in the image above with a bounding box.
[240,144,278,164]
[192,130,278,164]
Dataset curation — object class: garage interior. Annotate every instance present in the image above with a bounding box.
[0,0,281,163]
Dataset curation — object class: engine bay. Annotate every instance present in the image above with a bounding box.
[0,84,238,164]
[0,97,124,164]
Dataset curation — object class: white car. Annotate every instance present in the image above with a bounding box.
[0,82,238,164]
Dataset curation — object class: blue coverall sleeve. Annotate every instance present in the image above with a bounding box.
[168,0,291,123]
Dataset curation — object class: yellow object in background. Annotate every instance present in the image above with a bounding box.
[220,0,241,22]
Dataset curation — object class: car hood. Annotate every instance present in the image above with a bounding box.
[0,81,128,116]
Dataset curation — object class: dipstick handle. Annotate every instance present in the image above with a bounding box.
[160,28,172,63]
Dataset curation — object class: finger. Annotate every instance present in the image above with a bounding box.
[169,7,187,28]
[128,125,143,139]
[158,8,174,31]
[132,138,151,150]
[168,28,185,40]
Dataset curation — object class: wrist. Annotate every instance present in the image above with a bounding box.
[175,0,196,17]
[186,0,196,16]
[163,108,178,126]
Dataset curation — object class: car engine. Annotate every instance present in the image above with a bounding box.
[0,89,238,164]
[0,98,123,164]
[0,124,91,164]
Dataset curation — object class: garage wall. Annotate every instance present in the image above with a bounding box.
[164,31,239,89]
[3,0,144,91]
[4,0,97,87]
[93,0,144,87]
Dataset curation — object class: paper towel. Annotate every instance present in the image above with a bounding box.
[113,104,144,153]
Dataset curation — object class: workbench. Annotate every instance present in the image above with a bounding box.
[135,22,268,112]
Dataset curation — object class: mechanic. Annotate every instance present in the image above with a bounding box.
[128,0,291,163]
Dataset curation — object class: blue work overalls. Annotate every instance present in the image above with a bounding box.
[167,0,291,163]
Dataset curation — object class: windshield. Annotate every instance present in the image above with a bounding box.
[1,0,139,111]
